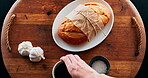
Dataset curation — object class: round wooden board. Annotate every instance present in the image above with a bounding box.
[1,0,146,78]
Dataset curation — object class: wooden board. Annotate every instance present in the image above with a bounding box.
[1,0,146,78]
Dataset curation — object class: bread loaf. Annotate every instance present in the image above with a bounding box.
[58,2,110,45]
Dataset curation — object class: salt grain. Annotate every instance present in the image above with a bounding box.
[92,60,107,74]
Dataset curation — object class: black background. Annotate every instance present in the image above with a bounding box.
[0,0,147,78]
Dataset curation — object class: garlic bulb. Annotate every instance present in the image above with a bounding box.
[18,41,33,56]
[29,47,45,62]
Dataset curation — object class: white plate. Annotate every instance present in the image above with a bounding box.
[52,0,114,52]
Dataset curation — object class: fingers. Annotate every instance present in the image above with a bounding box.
[60,56,71,67]
[60,54,79,66]
[73,54,82,62]
[74,55,86,64]
[67,54,78,65]
[60,54,79,75]
[60,54,86,67]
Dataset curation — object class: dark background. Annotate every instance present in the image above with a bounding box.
[0,0,147,78]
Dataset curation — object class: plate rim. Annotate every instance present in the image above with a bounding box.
[52,0,114,52]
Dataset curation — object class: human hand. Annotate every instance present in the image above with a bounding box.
[60,54,114,78]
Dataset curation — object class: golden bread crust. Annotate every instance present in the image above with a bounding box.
[58,18,87,45]
[58,2,110,45]
[84,2,110,25]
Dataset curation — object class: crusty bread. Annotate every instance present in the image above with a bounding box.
[84,2,110,25]
[58,2,110,45]
[58,18,87,45]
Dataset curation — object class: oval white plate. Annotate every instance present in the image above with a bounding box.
[52,0,114,52]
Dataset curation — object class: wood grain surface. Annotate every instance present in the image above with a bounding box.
[1,0,146,78]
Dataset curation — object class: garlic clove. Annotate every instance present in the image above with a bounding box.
[29,47,45,62]
[18,41,33,56]
[30,57,41,62]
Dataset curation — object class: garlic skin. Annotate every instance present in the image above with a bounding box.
[29,47,45,62]
[18,41,33,56]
